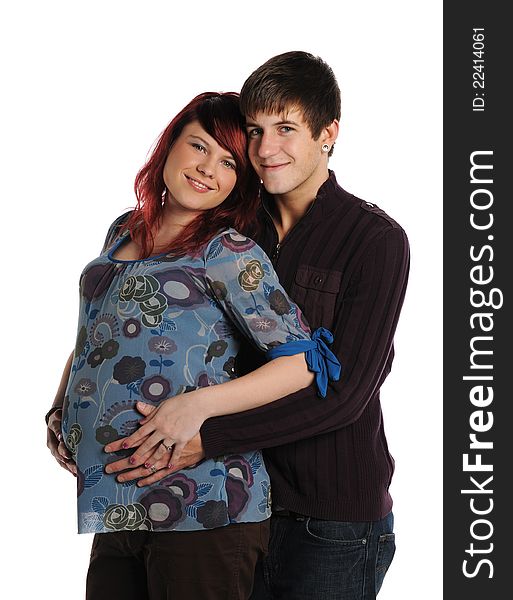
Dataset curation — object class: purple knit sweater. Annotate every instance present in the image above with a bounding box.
[200,171,410,521]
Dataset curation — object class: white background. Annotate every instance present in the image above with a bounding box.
[1,1,442,598]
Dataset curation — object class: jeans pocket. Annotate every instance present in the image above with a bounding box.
[305,518,369,545]
[375,533,396,594]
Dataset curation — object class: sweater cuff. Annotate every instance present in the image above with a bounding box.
[200,420,233,458]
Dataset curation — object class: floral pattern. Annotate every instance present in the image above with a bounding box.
[139,488,186,530]
[74,378,97,396]
[89,314,120,347]
[123,318,141,338]
[140,375,172,403]
[221,231,256,253]
[148,336,177,355]
[154,268,207,310]
[238,259,265,292]
[118,275,168,327]
[269,289,291,315]
[112,356,146,384]
[103,503,149,531]
[205,340,228,364]
[63,223,311,534]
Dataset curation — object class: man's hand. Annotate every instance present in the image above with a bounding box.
[46,408,77,476]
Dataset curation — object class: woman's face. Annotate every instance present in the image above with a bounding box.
[162,121,238,218]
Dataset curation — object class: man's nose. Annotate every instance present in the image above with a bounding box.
[257,132,279,158]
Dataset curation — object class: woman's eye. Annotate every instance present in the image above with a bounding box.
[222,160,236,169]
[248,128,262,138]
[192,143,206,153]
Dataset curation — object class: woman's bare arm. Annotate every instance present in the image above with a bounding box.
[104,353,313,478]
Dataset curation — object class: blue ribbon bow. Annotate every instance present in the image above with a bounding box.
[266,327,342,398]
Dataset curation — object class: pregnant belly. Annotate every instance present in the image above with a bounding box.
[61,394,141,463]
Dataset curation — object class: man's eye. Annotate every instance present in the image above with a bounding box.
[280,126,293,133]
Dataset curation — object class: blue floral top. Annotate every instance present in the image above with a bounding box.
[61,215,312,534]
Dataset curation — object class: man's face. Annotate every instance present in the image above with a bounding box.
[245,108,328,199]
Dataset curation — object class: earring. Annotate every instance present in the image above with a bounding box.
[322,144,330,153]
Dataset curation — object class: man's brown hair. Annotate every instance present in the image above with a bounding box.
[240,51,341,148]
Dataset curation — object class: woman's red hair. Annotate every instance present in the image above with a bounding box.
[124,92,260,257]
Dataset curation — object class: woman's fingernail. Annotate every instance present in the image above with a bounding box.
[122,442,128,449]
[144,462,151,469]
[167,463,174,469]
[129,457,136,465]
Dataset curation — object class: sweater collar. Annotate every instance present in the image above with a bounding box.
[260,170,345,224]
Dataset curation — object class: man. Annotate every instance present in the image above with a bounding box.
[196,51,410,599]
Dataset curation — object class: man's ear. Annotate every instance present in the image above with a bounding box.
[321,119,339,149]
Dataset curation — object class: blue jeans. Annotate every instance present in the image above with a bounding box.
[250,511,395,599]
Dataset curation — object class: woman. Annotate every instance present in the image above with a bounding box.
[45,92,339,600]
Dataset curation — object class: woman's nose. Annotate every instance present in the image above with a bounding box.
[197,158,215,178]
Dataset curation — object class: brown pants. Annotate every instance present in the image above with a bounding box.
[86,520,270,600]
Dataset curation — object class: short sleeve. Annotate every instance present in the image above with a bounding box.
[202,230,312,354]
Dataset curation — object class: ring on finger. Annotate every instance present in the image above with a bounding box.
[162,442,174,452]
[57,433,63,442]
[148,464,157,474]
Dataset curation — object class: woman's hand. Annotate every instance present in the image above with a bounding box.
[105,430,206,486]
[105,394,209,477]
[46,408,77,476]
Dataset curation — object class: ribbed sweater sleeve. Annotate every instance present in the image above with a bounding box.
[200,225,410,457]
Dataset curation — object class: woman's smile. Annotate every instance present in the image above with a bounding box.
[184,174,215,192]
